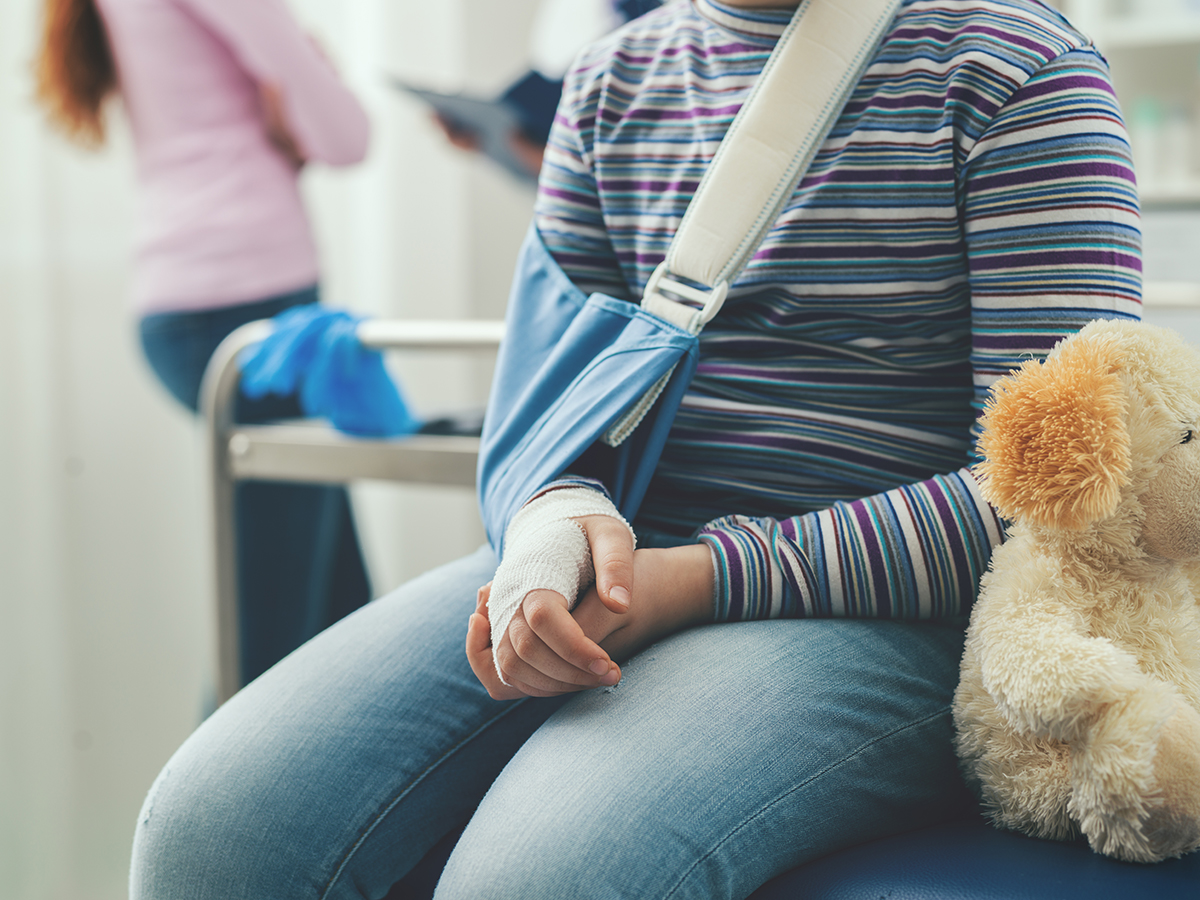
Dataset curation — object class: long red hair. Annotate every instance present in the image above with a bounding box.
[35,0,117,146]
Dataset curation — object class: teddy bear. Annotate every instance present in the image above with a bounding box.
[953,317,1200,863]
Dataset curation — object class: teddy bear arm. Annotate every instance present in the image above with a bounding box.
[974,602,1194,862]
[977,602,1149,743]
[1137,703,1200,860]
[1069,681,1190,862]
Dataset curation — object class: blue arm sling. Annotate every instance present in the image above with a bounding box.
[477,0,902,556]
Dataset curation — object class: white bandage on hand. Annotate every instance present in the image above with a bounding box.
[487,487,635,683]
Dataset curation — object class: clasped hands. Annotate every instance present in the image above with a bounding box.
[466,514,714,701]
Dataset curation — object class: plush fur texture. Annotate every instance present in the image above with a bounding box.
[954,319,1200,863]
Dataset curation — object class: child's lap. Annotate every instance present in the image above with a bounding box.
[130,544,972,900]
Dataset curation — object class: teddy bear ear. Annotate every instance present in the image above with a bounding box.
[976,336,1131,530]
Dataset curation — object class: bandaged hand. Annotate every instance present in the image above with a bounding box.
[468,541,717,701]
[479,488,636,696]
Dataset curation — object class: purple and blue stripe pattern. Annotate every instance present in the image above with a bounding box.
[532,0,1142,621]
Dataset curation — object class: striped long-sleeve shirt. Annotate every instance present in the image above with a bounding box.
[532,0,1142,621]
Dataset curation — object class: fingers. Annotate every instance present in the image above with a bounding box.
[476,581,492,612]
[434,113,480,152]
[577,515,634,614]
[258,82,306,170]
[502,591,620,689]
[508,131,546,179]
[468,585,616,699]
[493,629,602,697]
[467,581,544,700]
[465,609,523,701]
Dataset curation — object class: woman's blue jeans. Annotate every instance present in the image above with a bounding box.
[129,544,975,900]
[139,287,370,686]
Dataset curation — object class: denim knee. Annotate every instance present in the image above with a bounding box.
[129,749,317,900]
[130,545,517,900]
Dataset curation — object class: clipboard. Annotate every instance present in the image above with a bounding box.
[390,78,538,184]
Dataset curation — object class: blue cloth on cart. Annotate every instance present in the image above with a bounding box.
[239,306,421,438]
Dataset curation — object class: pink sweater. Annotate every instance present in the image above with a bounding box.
[96,0,370,313]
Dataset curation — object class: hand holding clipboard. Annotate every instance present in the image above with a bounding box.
[390,78,545,184]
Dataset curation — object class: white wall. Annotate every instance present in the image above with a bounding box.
[0,1,536,897]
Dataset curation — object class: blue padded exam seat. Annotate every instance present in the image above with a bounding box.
[390,812,1200,899]
[747,814,1200,900]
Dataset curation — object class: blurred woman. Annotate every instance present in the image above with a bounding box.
[35,0,372,689]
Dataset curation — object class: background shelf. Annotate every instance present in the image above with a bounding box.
[1097,14,1200,48]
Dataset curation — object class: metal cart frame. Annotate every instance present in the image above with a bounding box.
[199,319,505,704]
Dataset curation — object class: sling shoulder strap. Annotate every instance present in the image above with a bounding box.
[600,0,901,447]
[640,0,902,334]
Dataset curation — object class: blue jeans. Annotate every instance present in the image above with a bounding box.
[139,287,370,685]
[129,545,974,900]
